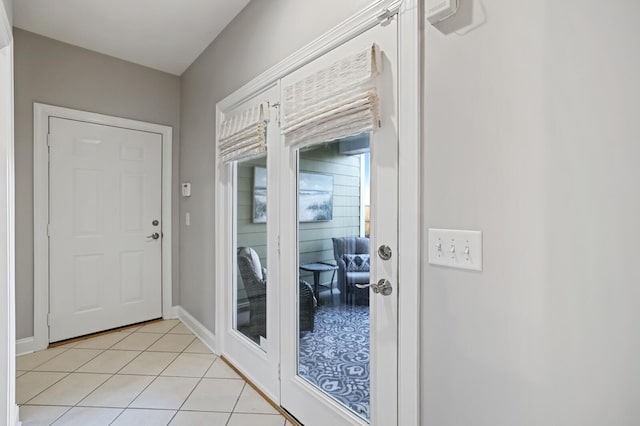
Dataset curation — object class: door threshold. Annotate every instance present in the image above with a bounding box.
[48,318,164,348]
[220,356,302,426]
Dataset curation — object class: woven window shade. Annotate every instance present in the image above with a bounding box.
[281,44,381,149]
[218,102,269,164]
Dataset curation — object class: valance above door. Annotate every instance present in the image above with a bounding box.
[281,44,381,150]
[218,102,270,164]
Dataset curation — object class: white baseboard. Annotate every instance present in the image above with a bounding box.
[174,306,217,354]
[16,337,35,356]
[12,404,20,426]
[164,305,179,320]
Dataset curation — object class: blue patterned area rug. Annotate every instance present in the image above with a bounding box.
[298,304,370,421]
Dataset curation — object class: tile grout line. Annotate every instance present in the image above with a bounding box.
[19,320,239,425]
[54,336,139,411]
[225,382,248,426]
[17,345,71,372]
[20,372,72,406]
[109,320,197,425]
[155,322,204,425]
[86,321,176,425]
[108,322,180,424]
[28,323,165,420]
[47,405,74,426]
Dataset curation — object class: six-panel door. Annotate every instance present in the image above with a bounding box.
[48,117,163,342]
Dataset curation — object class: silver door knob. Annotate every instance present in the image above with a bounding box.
[378,245,392,260]
[146,232,160,240]
[356,278,393,296]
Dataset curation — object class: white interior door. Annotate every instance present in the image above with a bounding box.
[48,117,163,342]
[280,20,399,426]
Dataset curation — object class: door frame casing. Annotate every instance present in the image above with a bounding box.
[33,103,173,351]
[215,0,421,423]
[0,4,19,423]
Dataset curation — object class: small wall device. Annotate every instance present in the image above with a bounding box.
[181,182,191,197]
[427,0,459,25]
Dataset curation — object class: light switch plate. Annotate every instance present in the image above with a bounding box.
[428,229,482,271]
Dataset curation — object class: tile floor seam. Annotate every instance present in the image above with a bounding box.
[112,350,153,375]
[61,372,114,408]
[167,374,207,425]
[51,347,109,373]
[18,320,287,426]
[226,382,248,426]
[107,405,128,425]
[20,372,71,405]
[74,371,118,408]
[69,337,129,408]
[18,347,71,371]
[121,373,167,411]
[49,405,74,425]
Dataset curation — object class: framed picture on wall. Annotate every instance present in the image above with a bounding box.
[253,166,267,223]
[298,171,333,222]
[252,167,333,223]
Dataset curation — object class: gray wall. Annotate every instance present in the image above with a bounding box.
[179,0,371,332]
[2,0,10,26]
[13,28,181,339]
[423,0,640,425]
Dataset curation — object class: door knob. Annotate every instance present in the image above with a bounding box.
[356,278,393,296]
[146,232,160,240]
[378,245,392,260]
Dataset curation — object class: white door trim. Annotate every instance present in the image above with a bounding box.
[33,103,173,351]
[0,3,19,421]
[396,1,422,424]
[215,0,421,423]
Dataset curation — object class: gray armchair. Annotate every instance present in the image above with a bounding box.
[237,247,267,338]
[331,237,370,305]
[237,247,317,338]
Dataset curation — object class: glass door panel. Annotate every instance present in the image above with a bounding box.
[296,136,371,421]
[280,18,398,426]
[235,154,268,348]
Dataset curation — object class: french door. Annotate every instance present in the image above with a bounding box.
[217,83,282,401]
[217,18,399,426]
[279,20,398,426]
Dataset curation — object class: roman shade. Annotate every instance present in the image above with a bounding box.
[281,44,381,149]
[218,102,269,164]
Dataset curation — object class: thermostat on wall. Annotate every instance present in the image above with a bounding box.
[181,182,191,197]
[427,0,459,25]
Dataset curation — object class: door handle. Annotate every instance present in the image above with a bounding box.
[146,232,160,240]
[356,278,393,296]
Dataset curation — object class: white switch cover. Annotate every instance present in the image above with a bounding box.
[428,229,482,271]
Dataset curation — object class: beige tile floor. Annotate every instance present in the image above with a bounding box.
[17,320,296,426]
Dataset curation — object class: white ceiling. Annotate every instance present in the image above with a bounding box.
[14,0,250,75]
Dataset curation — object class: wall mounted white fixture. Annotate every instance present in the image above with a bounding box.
[426,0,459,25]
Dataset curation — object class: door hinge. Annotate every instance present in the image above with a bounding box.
[46,224,51,237]
[277,235,281,255]
[46,133,52,147]
[277,363,281,381]
[271,102,281,126]
[46,313,50,326]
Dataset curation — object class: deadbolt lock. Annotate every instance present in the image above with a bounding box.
[378,245,392,260]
